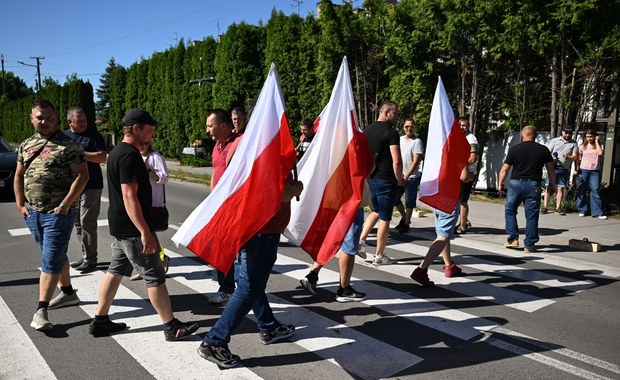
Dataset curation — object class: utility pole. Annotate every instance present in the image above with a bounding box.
[188,57,214,86]
[291,0,303,15]
[17,56,44,91]
[1,54,5,97]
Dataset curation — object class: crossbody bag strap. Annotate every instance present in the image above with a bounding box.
[24,131,58,170]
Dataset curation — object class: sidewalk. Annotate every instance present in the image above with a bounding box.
[166,159,213,176]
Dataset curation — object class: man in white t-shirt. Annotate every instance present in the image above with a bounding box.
[456,116,479,234]
[394,118,424,233]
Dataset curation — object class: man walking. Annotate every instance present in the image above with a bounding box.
[542,125,578,215]
[14,100,89,331]
[499,126,556,253]
[394,118,424,233]
[456,116,478,234]
[65,107,107,273]
[206,109,240,305]
[89,108,198,341]
[360,101,406,265]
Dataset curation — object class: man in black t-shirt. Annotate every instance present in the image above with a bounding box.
[359,101,406,265]
[64,107,107,273]
[89,108,199,341]
[498,126,556,253]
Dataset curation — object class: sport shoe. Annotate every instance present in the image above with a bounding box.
[597,215,608,220]
[554,209,565,216]
[89,319,127,337]
[455,226,466,235]
[197,343,241,369]
[259,324,295,345]
[30,308,53,331]
[300,272,318,295]
[48,289,79,310]
[76,260,97,273]
[70,259,84,269]
[372,254,395,266]
[504,240,519,248]
[540,208,548,214]
[336,285,366,302]
[398,223,411,233]
[164,319,200,341]
[356,240,367,260]
[443,262,462,278]
[524,247,538,253]
[410,267,435,288]
[578,213,585,217]
[394,218,406,230]
[208,291,232,304]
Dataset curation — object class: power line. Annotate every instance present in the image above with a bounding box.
[17,56,44,91]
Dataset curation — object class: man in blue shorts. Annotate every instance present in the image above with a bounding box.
[360,101,406,265]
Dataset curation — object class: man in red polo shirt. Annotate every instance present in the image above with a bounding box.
[206,108,240,304]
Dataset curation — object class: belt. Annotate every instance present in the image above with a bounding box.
[511,178,541,182]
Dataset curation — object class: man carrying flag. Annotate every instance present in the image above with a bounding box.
[410,78,470,287]
[172,65,302,368]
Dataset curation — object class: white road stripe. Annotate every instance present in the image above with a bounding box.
[0,296,57,380]
[163,249,423,379]
[391,241,595,294]
[8,227,30,237]
[71,269,261,379]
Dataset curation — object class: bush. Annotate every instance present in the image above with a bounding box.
[180,155,211,167]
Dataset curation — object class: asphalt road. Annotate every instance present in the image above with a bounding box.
[1,178,619,380]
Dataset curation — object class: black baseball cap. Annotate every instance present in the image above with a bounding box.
[122,108,161,126]
[562,126,574,133]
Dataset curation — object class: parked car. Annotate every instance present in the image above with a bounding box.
[0,136,17,194]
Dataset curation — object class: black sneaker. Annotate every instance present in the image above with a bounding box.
[259,324,295,345]
[76,260,98,273]
[300,271,318,295]
[164,319,200,341]
[89,319,127,337]
[397,223,411,234]
[197,342,241,369]
[336,285,366,302]
[70,259,84,269]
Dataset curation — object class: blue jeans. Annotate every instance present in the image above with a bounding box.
[24,208,77,274]
[369,178,397,221]
[340,209,364,255]
[576,170,604,217]
[204,233,281,346]
[505,179,542,249]
[216,266,236,294]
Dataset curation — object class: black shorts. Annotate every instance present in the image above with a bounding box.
[459,180,474,203]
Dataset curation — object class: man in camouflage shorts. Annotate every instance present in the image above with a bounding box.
[14,100,89,331]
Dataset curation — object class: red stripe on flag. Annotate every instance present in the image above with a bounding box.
[419,117,470,214]
[299,130,373,264]
[187,114,295,273]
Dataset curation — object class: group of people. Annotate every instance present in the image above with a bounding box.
[14,99,608,370]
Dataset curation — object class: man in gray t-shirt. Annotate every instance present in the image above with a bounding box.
[542,126,578,215]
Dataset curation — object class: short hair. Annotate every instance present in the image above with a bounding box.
[379,101,397,113]
[522,125,537,137]
[301,119,313,129]
[206,108,233,130]
[66,107,84,120]
[32,100,55,112]
[231,106,246,116]
[459,115,469,122]
[403,118,415,125]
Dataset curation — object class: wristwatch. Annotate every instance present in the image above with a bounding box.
[59,203,69,212]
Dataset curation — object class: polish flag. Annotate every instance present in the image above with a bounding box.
[285,57,373,265]
[419,77,470,214]
[172,64,295,273]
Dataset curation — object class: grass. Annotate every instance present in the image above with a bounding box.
[168,168,211,185]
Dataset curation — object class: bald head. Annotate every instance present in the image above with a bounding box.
[521,126,536,141]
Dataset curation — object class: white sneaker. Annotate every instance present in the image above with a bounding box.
[208,291,232,304]
[356,240,367,260]
[30,309,53,331]
[578,213,585,217]
[372,254,395,266]
[598,215,608,220]
[48,289,79,309]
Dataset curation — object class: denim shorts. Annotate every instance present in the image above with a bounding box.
[370,178,397,221]
[24,208,77,274]
[434,202,460,239]
[546,169,568,188]
[108,236,166,287]
[340,209,364,256]
[394,177,419,209]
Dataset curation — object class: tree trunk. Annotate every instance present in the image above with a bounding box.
[550,47,558,137]
[469,52,479,135]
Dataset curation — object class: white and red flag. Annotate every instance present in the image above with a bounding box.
[172,64,295,273]
[419,77,470,214]
[284,57,373,265]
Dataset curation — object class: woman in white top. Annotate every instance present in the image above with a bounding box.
[576,130,607,219]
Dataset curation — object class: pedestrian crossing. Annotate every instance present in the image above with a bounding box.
[2,221,620,379]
